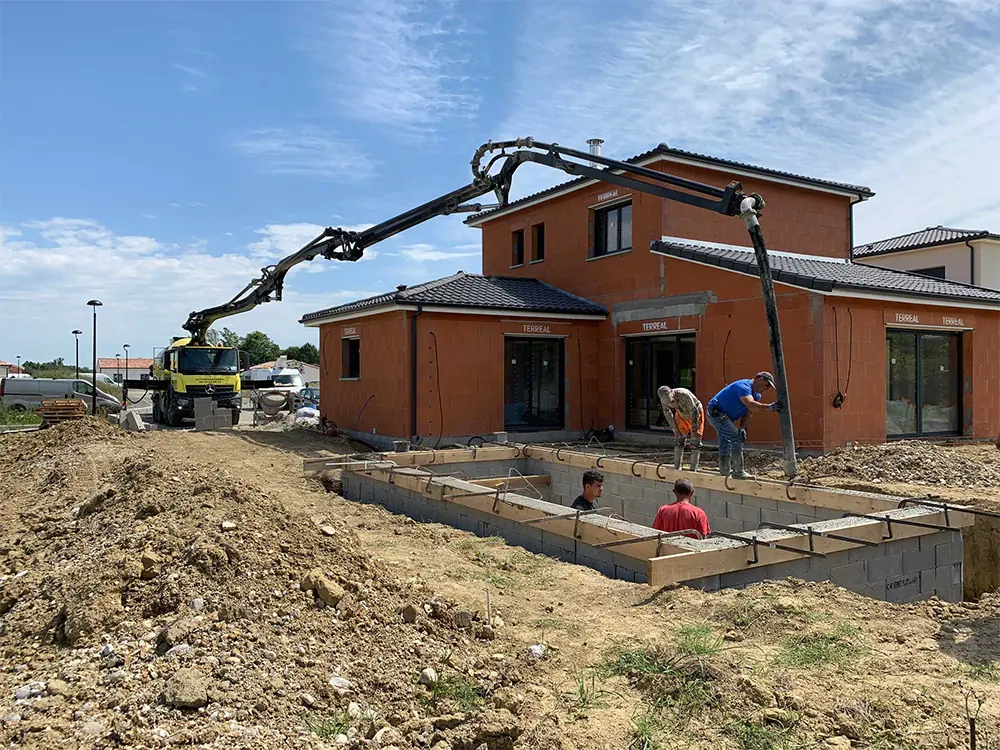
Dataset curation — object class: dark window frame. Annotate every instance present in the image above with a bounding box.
[592,201,633,258]
[511,229,525,267]
[341,337,360,379]
[885,328,962,438]
[503,337,565,431]
[530,222,545,263]
[912,266,947,280]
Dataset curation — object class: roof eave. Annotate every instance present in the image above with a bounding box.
[854,232,998,259]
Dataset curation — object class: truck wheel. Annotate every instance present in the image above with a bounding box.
[231,408,240,426]
[167,401,182,427]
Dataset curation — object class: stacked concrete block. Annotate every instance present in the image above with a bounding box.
[193,398,233,431]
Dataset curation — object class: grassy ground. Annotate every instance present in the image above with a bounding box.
[0,404,42,426]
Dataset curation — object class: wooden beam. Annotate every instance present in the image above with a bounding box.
[647,508,968,586]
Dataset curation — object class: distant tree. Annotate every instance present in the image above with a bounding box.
[219,327,242,349]
[241,331,281,366]
[281,343,320,365]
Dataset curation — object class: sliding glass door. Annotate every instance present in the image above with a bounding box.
[886,330,961,437]
[504,338,564,431]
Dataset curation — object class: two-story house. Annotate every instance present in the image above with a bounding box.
[300,144,1000,452]
[854,226,1000,290]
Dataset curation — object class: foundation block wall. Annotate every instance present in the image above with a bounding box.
[340,455,965,603]
[527,458,842,532]
[686,530,963,603]
[343,470,649,582]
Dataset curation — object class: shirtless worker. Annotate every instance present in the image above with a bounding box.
[657,385,704,471]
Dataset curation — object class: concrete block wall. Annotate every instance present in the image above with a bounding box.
[685,529,963,603]
[528,458,840,532]
[343,470,648,583]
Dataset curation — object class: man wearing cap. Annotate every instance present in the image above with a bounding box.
[656,385,704,471]
[706,372,781,479]
[651,478,710,539]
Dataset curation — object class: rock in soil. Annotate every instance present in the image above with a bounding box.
[163,668,208,709]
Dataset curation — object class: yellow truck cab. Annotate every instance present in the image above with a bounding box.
[147,337,245,426]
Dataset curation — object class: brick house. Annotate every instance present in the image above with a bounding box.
[853,226,1000,289]
[301,144,1000,451]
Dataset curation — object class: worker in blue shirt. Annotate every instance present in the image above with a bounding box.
[706,372,782,479]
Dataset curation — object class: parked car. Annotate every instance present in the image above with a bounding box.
[0,378,122,414]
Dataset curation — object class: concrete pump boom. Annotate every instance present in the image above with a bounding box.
[181,137,798,476]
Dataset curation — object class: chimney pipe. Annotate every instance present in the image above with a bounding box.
[586,138,604,167]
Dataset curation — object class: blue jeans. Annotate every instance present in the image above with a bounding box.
[706,407,741,459]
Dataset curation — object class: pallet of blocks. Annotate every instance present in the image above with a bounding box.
[193,397,234,431]
[36,398,88,427]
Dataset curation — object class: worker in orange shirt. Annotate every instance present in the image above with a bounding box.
[657,385,704,471]
[652,478,710,539]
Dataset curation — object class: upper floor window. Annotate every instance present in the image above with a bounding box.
[593,202,632,257]
[531,223,545,262]
[913,266,947,280]
[511,229,524,267]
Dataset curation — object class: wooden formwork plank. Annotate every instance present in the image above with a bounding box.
[303,446,521,473]
[647,508,962,587]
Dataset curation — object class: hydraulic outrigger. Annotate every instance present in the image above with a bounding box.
[179,138,799,476]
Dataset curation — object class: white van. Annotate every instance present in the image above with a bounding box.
[0,378,122,414]
[242,366,305,407]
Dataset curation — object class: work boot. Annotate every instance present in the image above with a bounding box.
[731,448,752,480]
[718,454,731,477]
[673,443,684,470]
[688,448,701,472]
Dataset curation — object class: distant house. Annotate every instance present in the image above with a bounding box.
[854,226,1000,289]
[0,360,23,378]
[97,357,156,383]
[249,358,320,385]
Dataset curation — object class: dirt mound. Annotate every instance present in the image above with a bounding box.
[780,440,1000,489]
[0,426,529,748]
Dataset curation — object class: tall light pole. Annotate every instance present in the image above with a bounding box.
[16,355,21,374]
[87,300,103,415]
[123,344,130,384]
[72,330,83,381]
[115,354,120,383]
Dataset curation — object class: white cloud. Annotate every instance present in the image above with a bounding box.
[497,0,1000,238]
[308,0,478,135]
[393,243,480,262]
[224,232,233,237]
[234,127,376,180]
[142,213,157,219]
[0,219,380,361]
[173,62,206,78]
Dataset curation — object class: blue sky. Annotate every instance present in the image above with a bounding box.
[3,0,999,363]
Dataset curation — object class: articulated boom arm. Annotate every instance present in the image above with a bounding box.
[182,137,796,475]
[182,138,749,342]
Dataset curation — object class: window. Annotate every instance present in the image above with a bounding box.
[504,338,564,430]
[341,338,360,379]
[511,229,524,267]
[913,266,947,280]
[531,223,545,262]
[886,330,961,437]
[593,201,632,257]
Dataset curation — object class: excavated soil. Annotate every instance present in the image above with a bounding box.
[4,421,1000,749]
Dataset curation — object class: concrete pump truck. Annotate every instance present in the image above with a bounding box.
[124,137,798,476]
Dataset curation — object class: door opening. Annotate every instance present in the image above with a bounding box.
[504,337,565,431]
[625,334,696,430]
[886,329,961,437]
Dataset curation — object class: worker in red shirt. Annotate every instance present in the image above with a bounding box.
[651,478,710,539]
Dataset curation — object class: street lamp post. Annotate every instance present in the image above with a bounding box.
[87,300,103,415]
[72,330,83,381]
[123,344,130,384]
[16,355,21,374]
[115,354,120,383]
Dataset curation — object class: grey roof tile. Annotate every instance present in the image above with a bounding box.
[652,239,1000,304]
[300,271,607,323]
[467,143,873,224]
[853,226,1000,258]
